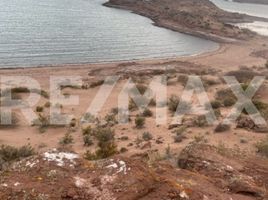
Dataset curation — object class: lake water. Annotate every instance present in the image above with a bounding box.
[210,0,268,36]
[0,0,218,68]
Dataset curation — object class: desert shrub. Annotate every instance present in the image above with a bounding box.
[82,126,93,135]
[240,138,248,144]
[95,142,117,159]
[83,135,93,146]
[202,77,219,87]
[168,95,191,113]
[82,112,96,123]
[69,118,76,128]
[174,135,185,143]
[225,69,260,83]
[94,127,115,146]
[168,95,180,112]
[142,132,153,141]
[128,96,150,111]
[149,99,156,107]
[1,87,49,99]
[256,137,268,158]
[84,150,97,160]
[120,136,129,141]
[216,88,236,100]
[173,126,187,136]
[194,115,208,127]
[194,135,207,143]
[214,123,230,133]
[177,75,188,86]
[60,133,74,145]
[104,113,117,125]
[265,60,268,68]
[0,144,34,168]
[216,88,237,107]
[223,97,236,107]
[44,102,51,108]
[209,100,221,109]
[32,114,65,133]
[90,80,104,88]
[36,106,43,112]
[111,107,119,115]
[0,112,19,127]
[135,116,145,128]
[84,140,117,160]
[130,84,149,95]
[60,85,81,90]
[142,108,153,117]
[120,147,128,153]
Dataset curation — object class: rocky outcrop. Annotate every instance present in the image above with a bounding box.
[104,0,262,42]
[178,143,268,199]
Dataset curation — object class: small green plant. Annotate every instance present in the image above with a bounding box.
[60,133,74,145]
[36,106,44,112]
[135,116,145,128]
[142,132,153,141]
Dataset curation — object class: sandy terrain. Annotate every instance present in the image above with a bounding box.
[0,35,268,157]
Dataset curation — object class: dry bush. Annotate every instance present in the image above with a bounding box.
[177,75,188,86]
[36,106,43,112]
[142,108,153,117]
[59,133,74,145]
[142,132,153,141]
[225,69,260,83]
[194,115,208,127]
[0,145,34,169]
[214,123,231,133]
[135,116,145,128]
[90,80,104,88]
[83,135,93,146]
[216,88,237,107]
[84,127,117,160]
[168,95,192,113]
[256,137,268,158]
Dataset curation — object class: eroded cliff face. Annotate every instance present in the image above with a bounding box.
[1,143,267,199]
[104,0,257,42]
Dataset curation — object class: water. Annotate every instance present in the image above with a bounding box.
[210,0,268,36]
[0,0,218,68]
